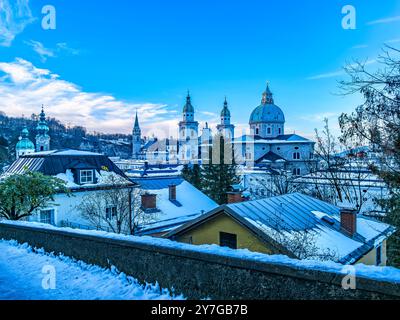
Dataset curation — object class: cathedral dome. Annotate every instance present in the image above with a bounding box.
[249,85,285,125]
[16,127,35,151]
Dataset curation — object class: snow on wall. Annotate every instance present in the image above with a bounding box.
[0,239,183,300]
[1,220,400,285]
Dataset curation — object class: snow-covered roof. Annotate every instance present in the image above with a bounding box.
[4,149,134,191]
[167,193,395,264]
[133,176,218,234]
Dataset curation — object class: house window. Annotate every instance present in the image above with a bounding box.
[278,128,281,134]
[255,128,259,135]
[292,168,301,176]
[40,209,55,225]
[80,170,94,184]
[376,245,382,265]
[106,206,117,220]
[293,152,300,160]
[219,232,237,249]
[267,127,271,134]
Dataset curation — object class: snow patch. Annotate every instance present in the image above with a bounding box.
[0,239,184,300]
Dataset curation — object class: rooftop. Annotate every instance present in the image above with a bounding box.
[167,193,395,264]
[4,149,134,190]
[132,176,218,234]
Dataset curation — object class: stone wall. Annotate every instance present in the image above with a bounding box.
[0,222,399,300]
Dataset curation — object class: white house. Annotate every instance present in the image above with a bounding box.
[4,150,136,229]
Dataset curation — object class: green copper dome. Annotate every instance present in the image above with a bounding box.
[249,84,285,124]
[221,97,231,117]
[36,106,49,133]
[183,92,194,113]
[16,127,35,151]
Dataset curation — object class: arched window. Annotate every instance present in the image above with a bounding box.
[255,128,259,135]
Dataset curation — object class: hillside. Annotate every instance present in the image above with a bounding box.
[0,112,132,169]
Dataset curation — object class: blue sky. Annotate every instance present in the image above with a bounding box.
[0,0,399,138]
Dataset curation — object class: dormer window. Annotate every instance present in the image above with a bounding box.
[80,169,94,184]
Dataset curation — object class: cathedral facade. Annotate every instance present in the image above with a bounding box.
[233,84,315,176]
[131,84,315,176]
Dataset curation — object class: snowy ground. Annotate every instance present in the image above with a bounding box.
[0,240,184,300]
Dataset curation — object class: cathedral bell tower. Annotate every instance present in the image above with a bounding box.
[35,106,50,152]
[217,97,235,141]
[178,92,199,162]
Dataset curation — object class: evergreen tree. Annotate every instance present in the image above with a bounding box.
[339,46,400,266]
[0,136,8,169]
[181,163,202,190]
[201,134,240,204]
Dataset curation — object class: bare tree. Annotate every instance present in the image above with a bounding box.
[78,174,156,235]
[270,228,339,261]
[301,118,374,212]
[243,169,303,200]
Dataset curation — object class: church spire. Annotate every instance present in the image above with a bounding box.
[134,110,140,129]
[132,110,141,159]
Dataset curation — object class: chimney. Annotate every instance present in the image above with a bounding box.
[141,193,157,210]
[169,184,177,201]
[227,192,243,204]
[340,207,358,237]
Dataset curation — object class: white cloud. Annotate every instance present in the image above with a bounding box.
[367,15,400,26]
[24,40,81,61]
[385,38,400,44]
[24,40,55,62]
[299,112,339,123]
[0,0,35,47]
[351,44,368,49]
[0,58,178,137]
[306,70,345,80]
[56,43,80,56]
[307,60,376,81]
